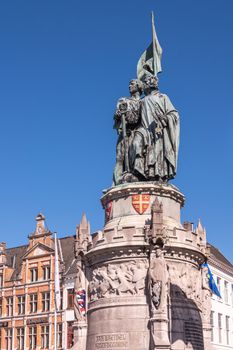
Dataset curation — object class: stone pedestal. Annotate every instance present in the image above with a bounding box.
[84,182,209,350]
[72,321,87,350]
[150,314,170,350]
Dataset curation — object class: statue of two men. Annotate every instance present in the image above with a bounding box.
[113,74,180,185]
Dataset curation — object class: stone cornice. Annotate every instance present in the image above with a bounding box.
[85,240,205,268]
[101,182,185,207]
[208,256,233,277]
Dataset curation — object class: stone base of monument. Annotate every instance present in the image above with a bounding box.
[87,298,149,349]
[202,323,214,350]
[150,315,170,350]
[83,182,211,350]
[101,182,184,233]
[72,321,87,350]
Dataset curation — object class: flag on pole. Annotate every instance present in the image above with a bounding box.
[201,263,221,298]
[76,289,86,316]
[54,232,61,310]
[137,12,162,81]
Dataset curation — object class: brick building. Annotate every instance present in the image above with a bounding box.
[0,213,88,350]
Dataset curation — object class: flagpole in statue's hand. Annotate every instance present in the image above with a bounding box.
[137,11,162,80]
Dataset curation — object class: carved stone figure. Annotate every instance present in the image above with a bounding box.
[131,260,147,293]
[97,266,118,298]
[89,266,116,301]
[169,262,203,306]
[148,246,169,316]
[74,261,86,321]
[116,264,135,295]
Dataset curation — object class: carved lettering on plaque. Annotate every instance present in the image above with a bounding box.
[95,333,129,349]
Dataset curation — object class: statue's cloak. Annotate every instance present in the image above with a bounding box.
[141,91,180,179]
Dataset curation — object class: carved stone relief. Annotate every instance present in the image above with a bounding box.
[169,262,202,307]
[89,260,148,301]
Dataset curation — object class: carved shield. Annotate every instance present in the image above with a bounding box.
[132,194,150,215]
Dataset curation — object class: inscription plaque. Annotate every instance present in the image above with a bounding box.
[95,333,129,349]
[89,296,146,310]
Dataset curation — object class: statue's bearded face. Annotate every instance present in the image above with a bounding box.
[129,80,139,95]
[143,76,158,91]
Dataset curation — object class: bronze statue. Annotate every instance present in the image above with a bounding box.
[113,75,179,184]
[113,11,180,185]
[141,74,180,181]
[113,79,149,185]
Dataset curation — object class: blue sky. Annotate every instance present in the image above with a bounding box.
[0,0,232,262]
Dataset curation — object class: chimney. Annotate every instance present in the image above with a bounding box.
[183,221,193,231]
[0,242,7,265]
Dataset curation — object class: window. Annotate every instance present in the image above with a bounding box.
[6,297,13,316]
[17,328,24,350]
[29,294,38,313]
[30,268,38,282]
[41,325,49,349]
[218,313,222,343]
[0,274,3,287]
[217,277,221,297]
[42,292,50,312]
[226,316,230,345]
[0,298,2,316]
[224,281,229,303]
[231,284,233,305]
[29,326,37,349]
[67,289,74,309]
[57,324,62,349]
[5,328,12,350]
[60,290,63,310]
[210,311,214,342]
[67,322,74,349]
[42,266,51,280]
[18,295,25,315]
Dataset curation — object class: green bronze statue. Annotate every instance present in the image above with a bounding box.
[113,13,180,185]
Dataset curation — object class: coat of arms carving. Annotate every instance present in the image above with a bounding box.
[132,194,150,214]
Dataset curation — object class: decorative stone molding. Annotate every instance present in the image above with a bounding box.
[102,182,185,208]
[88,296,147,311]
